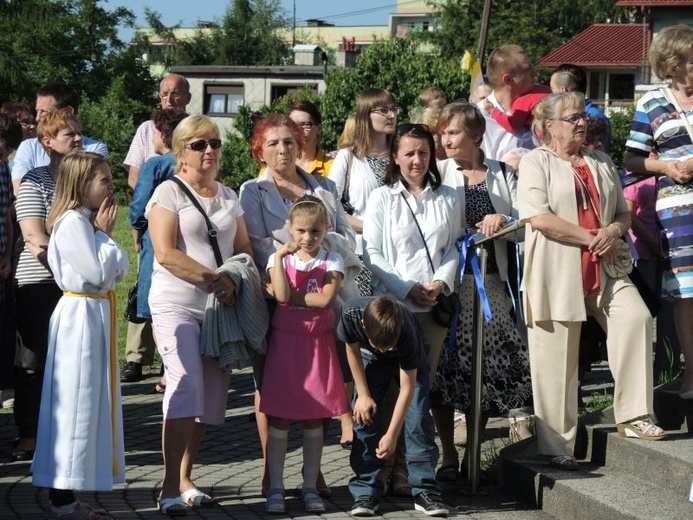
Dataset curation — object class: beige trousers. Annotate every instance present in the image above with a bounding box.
[527,281,653,457]
[125,320,156,366]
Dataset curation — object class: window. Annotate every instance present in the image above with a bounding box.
[205,85,244,116]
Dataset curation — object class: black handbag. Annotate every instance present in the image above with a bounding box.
[400,193,459,327]
[124,282,146,323]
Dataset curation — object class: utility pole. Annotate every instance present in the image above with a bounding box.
[476,0,492,62]
[292,0,296,47]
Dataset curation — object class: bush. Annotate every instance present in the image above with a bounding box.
[79,75,153,204]
[609,105,635,171]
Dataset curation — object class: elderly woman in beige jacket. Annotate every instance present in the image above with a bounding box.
[518,92,666,470]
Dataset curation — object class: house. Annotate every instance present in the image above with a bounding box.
[538,0,693,110]
[170,63,333,136]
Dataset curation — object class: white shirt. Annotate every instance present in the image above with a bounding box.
[363,181,462,313]
[123,120,156,171]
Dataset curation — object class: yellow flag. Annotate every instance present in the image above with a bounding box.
[461,50,473,71]
[470,59,483,98]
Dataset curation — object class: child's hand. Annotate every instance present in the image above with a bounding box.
[353,395,377,426]
[375,432,397,459]
[211,272,236,306]
[278,241,299,257]
[93,196,118,236]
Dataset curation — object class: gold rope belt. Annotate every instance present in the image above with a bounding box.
[63,290,118,477]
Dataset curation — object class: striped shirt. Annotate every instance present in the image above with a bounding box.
[15,167,55,286]
[625,88,693,160]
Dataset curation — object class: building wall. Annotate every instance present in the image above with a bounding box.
[182,73,326,137]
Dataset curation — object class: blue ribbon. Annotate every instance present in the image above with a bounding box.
[459,230,493,323]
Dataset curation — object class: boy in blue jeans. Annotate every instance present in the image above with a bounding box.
[338,296,447,517]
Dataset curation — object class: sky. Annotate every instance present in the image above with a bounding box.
[110,0,396,42]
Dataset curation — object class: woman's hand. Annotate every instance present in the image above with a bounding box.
[407,282,438,308]
[476,214,507,238]
[93,196,118,236]
[664,160,693,185]
[211,272,236,306]
[588,225,620,257]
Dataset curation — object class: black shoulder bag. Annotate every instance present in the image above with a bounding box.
[401,193,459,327]
[171,177,223,267]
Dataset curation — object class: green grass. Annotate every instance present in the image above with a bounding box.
[112,205,138,364]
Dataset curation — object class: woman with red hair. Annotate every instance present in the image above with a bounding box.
[239,113,355,497]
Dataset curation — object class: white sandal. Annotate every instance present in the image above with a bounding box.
[617,417,667,441]
[180,487,214,507]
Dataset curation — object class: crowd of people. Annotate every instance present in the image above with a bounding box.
[0,26,692,519]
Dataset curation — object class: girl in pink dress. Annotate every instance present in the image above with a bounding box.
[261,195,349,514]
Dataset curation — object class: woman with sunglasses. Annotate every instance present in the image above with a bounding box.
[432,102,532,482]
[329,88,399,296]
[239,113,355,498]
[361,123,461,500]
[146,115,253,515]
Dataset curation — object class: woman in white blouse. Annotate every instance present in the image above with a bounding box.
[363,123,461,377]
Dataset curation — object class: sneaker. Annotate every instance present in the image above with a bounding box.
[120,362,142,383]
[414,492,448,517]
[1,388,14,409]
[350,495,378,516]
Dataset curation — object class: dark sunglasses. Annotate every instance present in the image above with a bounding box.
[186,138,222,152]
[396,123,431,135]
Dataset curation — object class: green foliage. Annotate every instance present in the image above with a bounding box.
[609,105,635,171]
[426,0,640,65]
[79,76,154,204]
[0,0,140,103]
[140,0,291,68]
[320,34,468,151]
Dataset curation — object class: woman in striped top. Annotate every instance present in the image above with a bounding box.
[12,108,83,462]
[624,24,693,399]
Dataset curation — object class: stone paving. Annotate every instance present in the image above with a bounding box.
[0,367,552,520]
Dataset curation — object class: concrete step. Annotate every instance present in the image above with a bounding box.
[592,426,693,499]
[500,414,693,520]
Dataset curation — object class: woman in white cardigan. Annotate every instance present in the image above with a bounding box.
[432,102,532,482]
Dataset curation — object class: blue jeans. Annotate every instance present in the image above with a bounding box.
[136,231,153,320]
[349,350,440,500]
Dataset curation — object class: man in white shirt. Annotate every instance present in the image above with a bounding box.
[11,84,108,195]
[478,45,540,169]
[123,74,191,189]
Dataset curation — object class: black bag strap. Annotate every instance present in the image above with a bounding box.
[171,176,223,267]
[341,149,354,210]
[401,192,435,273]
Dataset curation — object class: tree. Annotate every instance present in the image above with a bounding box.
[320,34,469,150]
[426,0,640,66]
[139,0,291,68]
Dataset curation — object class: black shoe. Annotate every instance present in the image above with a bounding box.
[414,492,448,517]
[350,496,378,516]
[11,447,34,462]
[120,362,142,383]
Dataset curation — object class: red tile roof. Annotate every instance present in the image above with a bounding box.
[539,24,648,67]
[616,0,693,6]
